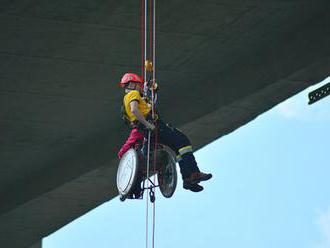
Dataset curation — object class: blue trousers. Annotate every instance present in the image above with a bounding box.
[145,119,200,179]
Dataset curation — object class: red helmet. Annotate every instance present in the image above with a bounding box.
[118,73,143,88]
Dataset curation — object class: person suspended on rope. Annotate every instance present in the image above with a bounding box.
[118,72,212,192]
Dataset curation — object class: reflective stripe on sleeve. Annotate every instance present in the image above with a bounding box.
[178,145,193,155]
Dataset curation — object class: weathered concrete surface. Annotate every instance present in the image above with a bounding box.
[29,241,41,248]
[0,0,330,247]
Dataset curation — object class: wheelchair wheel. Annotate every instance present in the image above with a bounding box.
[116,148,139,197]
[157,146,177,198]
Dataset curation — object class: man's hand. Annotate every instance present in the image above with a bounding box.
[130,101,156,131]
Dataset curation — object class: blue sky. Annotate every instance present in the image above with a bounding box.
[43,76,330,248]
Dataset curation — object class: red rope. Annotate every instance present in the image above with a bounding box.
[149,0,153,60]
[141,0,145,81]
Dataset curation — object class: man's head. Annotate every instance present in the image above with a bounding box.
[119,73,144,93]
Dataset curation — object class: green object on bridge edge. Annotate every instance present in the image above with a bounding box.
[308,82,330,105]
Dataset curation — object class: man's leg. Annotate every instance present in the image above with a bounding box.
[118,128,144,158]
[156,119,212,192]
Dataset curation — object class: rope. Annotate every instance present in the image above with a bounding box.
[144,0,147,82]
[142,0,157,247]
[142,1,149,248]
[152,130,158,248]
[141,0,145,80]
[145,130,151,248]
[151,1,157,247]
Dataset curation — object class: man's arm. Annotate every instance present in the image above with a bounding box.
[130,101,155,130]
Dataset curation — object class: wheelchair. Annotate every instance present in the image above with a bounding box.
[116,143,177,202]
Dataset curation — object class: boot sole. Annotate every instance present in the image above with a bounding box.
[191,174,212,184]
[183,184,204,192]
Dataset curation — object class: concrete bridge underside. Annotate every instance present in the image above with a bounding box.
[0,0,330,247]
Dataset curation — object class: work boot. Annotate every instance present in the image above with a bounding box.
[185,172,212,184]
[183,181,204,192]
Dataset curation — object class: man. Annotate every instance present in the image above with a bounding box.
[118,72,212,192]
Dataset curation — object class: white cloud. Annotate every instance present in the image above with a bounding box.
[274,77,330,122]
[313,207,330,248]
[275,95,306,119]
[319,208,330,248]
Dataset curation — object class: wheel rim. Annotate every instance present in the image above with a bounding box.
[157,147,177,198]
[116,149,139,195]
